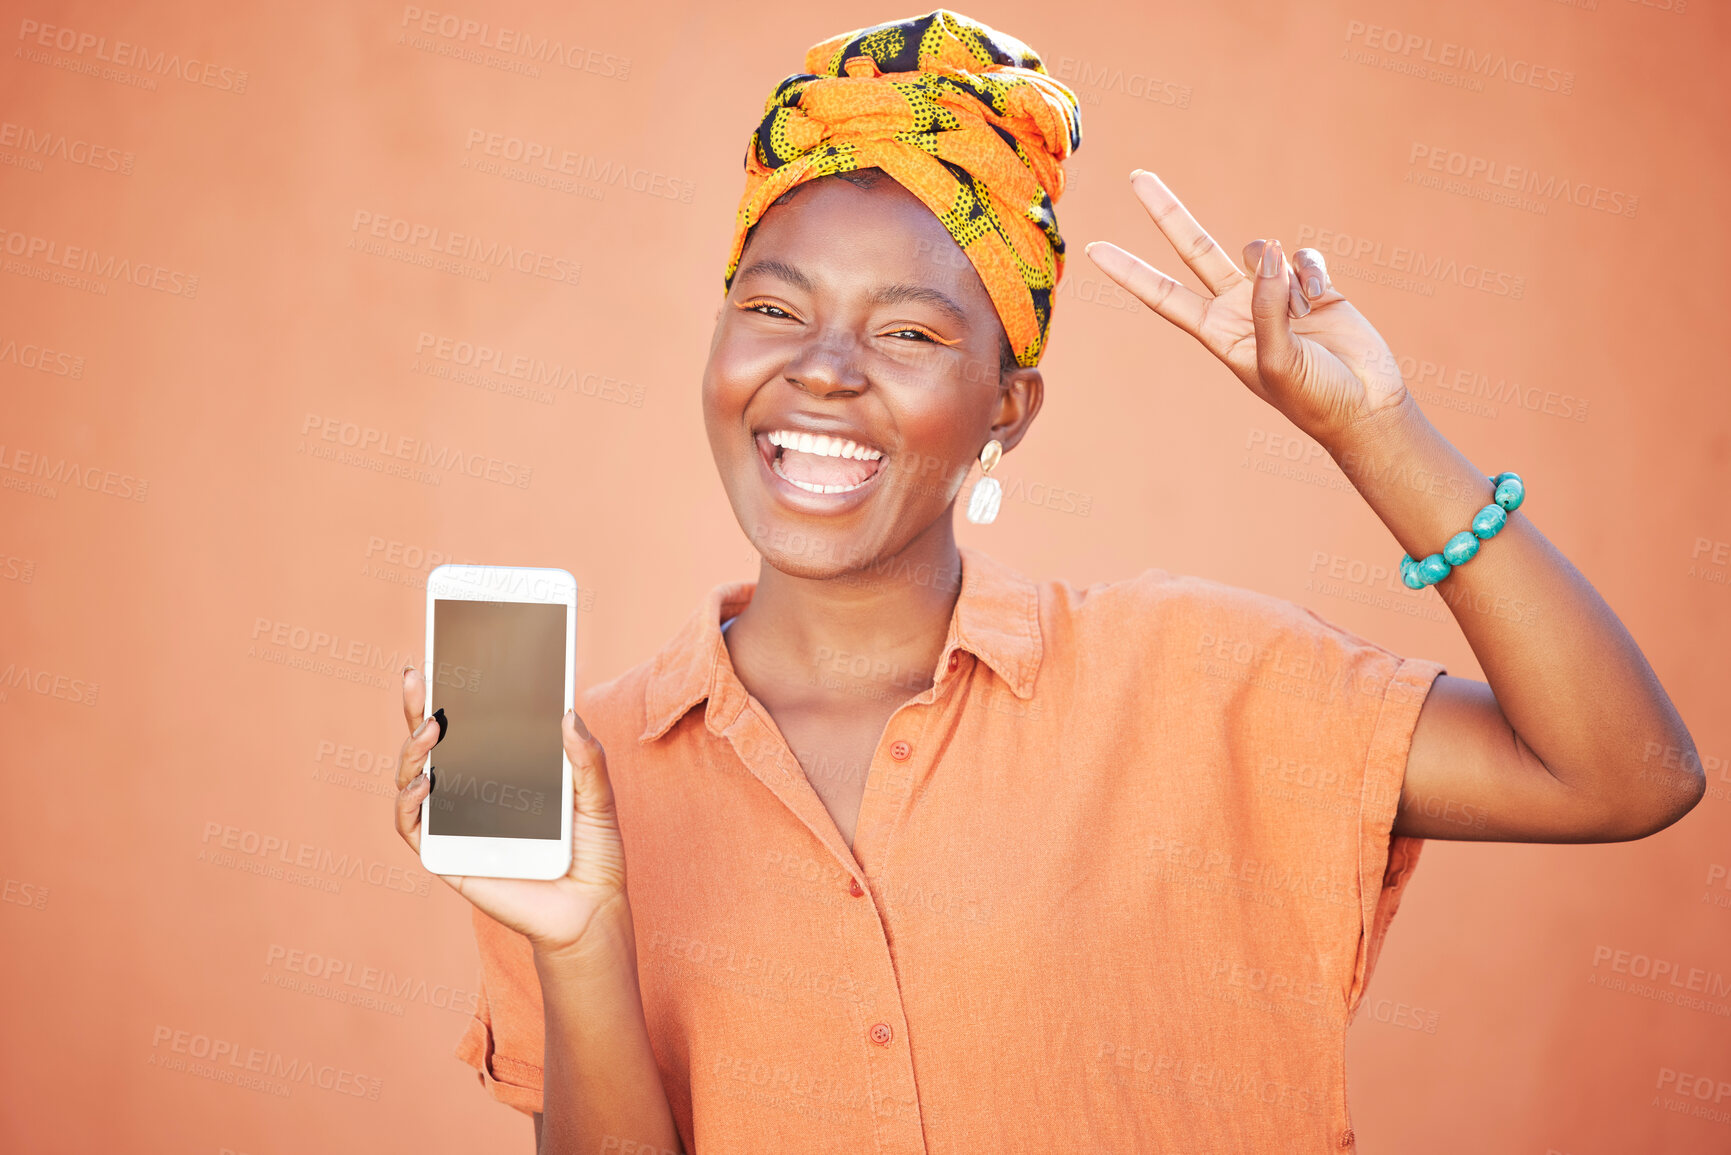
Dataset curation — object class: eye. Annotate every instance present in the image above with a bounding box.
[740,300,796,320]
[885,327,938,343]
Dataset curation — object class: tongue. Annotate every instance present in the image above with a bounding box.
[779,448,877,488]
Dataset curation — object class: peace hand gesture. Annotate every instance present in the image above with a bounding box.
[1086,170,1409,450]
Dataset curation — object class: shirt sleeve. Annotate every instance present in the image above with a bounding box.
[1147,574,1446,1020]
[453,904,545,1115]
[1344,650,1445,1018]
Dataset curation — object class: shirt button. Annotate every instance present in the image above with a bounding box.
[848,878,864,897]
[1339,1129,1355,1148]
[869,1022,893,1046]
[889,739,911,761]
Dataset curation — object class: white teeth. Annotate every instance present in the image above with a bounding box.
[764,430,884,461]
[771,455,870,494]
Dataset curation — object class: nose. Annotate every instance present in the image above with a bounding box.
[784,325,867,398]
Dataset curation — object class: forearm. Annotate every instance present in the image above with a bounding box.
[1325,392,1701,828]
[535,901,682,1155]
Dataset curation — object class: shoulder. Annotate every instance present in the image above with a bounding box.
[574,657,660,752]
[1028,564,1436,719]
[1037,565,1392,658]
[570,579,749,750]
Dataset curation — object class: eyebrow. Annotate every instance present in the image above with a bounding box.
[869,282,968,325]
[735,260,969,325]
[735,259,813,292]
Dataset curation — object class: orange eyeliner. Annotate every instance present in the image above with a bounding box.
[890,328,962,345]
[919,331,963,346]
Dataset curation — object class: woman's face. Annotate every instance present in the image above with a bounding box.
[703,175,1043,580]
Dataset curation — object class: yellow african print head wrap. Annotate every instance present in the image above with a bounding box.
[725,9,1083,368]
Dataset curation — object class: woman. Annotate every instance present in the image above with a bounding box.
[390,11,1701,1152]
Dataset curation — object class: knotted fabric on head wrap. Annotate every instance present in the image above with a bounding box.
[725,9,1083,368]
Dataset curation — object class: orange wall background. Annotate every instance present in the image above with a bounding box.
[2,1,1728,1151]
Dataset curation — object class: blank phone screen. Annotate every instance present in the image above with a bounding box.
[427,599,566,839]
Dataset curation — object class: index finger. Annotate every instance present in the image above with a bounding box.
[1129,170,1242,297]
[1085,241,1210,337]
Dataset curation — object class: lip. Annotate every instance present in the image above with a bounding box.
[752,423,888,513]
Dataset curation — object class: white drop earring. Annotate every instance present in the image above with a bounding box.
[966,439,1003,525]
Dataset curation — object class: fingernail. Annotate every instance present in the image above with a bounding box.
[403,666,414,680]
[1290,287,1310,318]
[413,717,429,738]
[1088,242,1126,274]
[1260,240,1282,278]
[1306,276,1322,298]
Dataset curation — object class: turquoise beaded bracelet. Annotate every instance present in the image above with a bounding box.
[1400,472,1525,589]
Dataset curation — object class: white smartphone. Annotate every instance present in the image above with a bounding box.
[420,564,576,880]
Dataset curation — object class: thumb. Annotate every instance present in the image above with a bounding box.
[561,708,628,893]
[1250,238,1303,385]
[562,709,617,825]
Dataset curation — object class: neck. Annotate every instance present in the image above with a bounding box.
[728,515,964,693]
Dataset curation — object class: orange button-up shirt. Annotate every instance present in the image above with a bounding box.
[456,547,1445,1152]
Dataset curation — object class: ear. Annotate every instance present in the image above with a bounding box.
[989,366,1044,453]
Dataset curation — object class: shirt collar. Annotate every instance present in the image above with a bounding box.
[639,546,1042,742]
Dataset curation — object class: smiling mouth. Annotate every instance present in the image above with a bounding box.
[761,429,885,495]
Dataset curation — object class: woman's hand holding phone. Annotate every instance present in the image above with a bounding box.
[394,667,685,1151]
[393,666,627,955]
